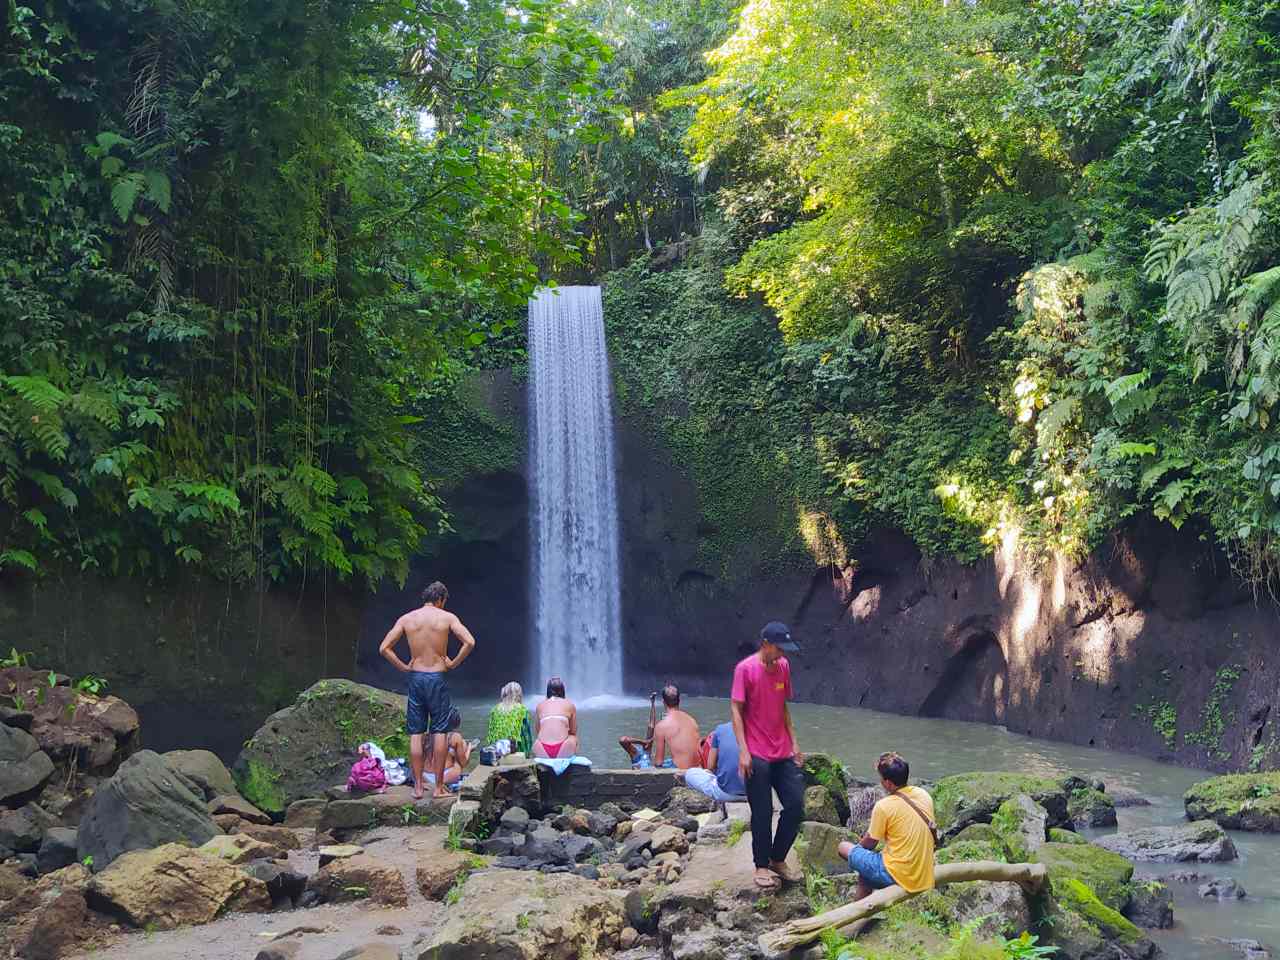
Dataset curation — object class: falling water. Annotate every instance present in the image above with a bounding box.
[527,285,623,701]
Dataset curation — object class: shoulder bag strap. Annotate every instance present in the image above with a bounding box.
[891,788,939,846]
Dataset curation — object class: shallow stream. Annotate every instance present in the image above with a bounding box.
[452,695,1277,959]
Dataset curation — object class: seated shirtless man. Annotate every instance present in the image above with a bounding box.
[621,684,700,769]
[378,581,476,800]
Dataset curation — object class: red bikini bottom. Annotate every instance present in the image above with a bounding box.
[540,740,567,758]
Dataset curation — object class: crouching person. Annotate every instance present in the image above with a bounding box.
[838,752,937,901]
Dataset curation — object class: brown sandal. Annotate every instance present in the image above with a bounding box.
[770,861,803,884]
[754,869,782,890]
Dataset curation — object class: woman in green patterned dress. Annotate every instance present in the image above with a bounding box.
[485,681,534,756]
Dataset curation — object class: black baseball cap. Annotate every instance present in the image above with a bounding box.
[760,621,800,653]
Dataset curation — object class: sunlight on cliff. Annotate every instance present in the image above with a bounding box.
[797,507,849,568]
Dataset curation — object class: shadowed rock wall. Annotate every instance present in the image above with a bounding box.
[381,367,1280,772]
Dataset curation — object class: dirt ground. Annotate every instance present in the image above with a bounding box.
[69,826,452,960]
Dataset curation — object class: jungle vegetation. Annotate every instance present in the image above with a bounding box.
[6,0,1280,588]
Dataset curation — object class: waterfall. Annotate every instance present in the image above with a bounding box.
[527,285,623,701]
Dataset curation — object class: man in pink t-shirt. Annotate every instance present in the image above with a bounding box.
[731,620,805,890]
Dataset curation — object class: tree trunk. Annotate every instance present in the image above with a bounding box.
[757,860,1048,956]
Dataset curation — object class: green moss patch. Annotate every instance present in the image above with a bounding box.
[936,839,1008,865]
[1053,877,1143,943]
[1048,827,1086,844]
[1067,786,1117,827]
[235,758,286,815]
[933,773,1066,833]
[1184,772,1280,831]
[1035,841,1134,912]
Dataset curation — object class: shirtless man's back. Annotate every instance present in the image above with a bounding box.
[379,580,476,799]
[652,684,702,769]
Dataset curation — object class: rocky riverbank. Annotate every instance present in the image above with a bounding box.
[2,676,1275,960]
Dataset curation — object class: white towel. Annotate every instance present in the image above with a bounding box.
[533,755,593,776]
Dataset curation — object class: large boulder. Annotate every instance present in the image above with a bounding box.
[0,803,54,857]
[305,853,408,907]
[29,690,139,773]
[199,834,286,865]
[802,785,843,826]
[467,760,542,822]
[86,842,270,929]
[663,786,716,817]
[1123,879,1173,929]
[1034,841,1134,912]
[991,794,1047,861]
[932,773,1068,836]
[416,870,626,959]
[1067,786,1117,828]
[0,723,54,804]
[797,821,851,873]
[415,849,476,900]
[1095,820,1237,862]
[1184,772,1280,832]
[1046,876,1155,960]
[233,679,406,815]
[76,750,220,869]
[162,750,238,800]
[801,754,851,825]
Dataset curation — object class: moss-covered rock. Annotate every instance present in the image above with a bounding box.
[1123,878,1173,929]
[933,773,1067,836]
[935,839,1008,865]
[1046,875,1157,960]
[1068,786,1118,828]
[951,822,1002,845]
[801,754,851,825]
[1049,827,1087,844]
[802,785,842,826]
[233,679,406,815]
[1034,841,1134,912]
[991,794,1047,862]
[1184,772,1280,832]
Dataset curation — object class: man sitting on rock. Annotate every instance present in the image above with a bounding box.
[682,720,747,804]
[619,685,700,769]
[838,752,936,901]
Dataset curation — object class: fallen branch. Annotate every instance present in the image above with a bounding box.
[758,860,1048,956]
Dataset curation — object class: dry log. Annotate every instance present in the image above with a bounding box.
[758,860,1047,956]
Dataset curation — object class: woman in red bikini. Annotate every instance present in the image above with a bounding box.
[533,676,579,759]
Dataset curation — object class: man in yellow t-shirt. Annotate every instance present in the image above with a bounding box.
[838,752,936,900]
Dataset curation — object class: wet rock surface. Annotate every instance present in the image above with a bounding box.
[1095,819,1238,862]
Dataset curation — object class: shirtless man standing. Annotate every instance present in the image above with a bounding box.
[379,581,476,799]
[651,684,702,769]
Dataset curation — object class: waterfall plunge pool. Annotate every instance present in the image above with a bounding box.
[451,695,1278,960]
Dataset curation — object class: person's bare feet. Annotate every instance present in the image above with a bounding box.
[432,789,452,800]
[413,788,425,801]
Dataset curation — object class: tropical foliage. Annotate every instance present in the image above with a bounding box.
[602,0,1280,582]
[1,0,605,584]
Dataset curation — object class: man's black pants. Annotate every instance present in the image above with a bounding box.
[745,754,805,868]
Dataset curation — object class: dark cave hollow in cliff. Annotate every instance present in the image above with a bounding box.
[918,630,1008,725]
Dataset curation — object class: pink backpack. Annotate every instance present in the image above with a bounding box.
[346,756,387,793]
